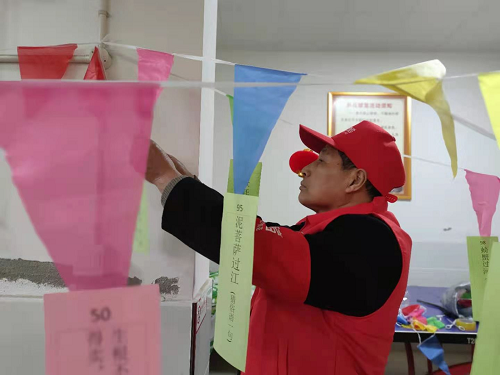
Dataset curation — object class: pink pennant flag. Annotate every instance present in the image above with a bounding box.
[0,81,159,290]
[465,169,500,237]
[44,285,160,375]
[84,47,106,80]
[17,44,77,79]
[137,48,174,97]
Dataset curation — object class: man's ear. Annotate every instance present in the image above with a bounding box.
[346,169,368,193]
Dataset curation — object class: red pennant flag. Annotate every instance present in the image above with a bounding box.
[17,44,77,79]
[84,47,106,80]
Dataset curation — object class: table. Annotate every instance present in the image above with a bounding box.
[393,286,477,375]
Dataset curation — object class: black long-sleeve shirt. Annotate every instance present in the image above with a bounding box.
[161,177,402,317]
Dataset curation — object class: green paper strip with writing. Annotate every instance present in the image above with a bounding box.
[227,159,262,197]
[133,185,150,254]
[471,242,500,375]
[214,193,259,372]
[467,236,498,321]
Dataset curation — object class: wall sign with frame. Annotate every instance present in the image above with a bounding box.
[327,92,412,200]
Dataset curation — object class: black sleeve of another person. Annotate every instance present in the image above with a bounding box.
[304,215,402,316]
[162,178,224,264]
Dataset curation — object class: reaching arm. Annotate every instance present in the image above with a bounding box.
[161,177,402,316]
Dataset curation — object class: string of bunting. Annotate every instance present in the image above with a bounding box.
[2,41,500,374]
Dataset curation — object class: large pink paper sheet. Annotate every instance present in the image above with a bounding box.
[44,284,160,375]
[465,169,500,237]
[0,81,159,290]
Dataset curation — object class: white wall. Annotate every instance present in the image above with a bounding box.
[0,0,212,300]
[213,49,500,287]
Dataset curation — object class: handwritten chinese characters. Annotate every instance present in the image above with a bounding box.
[44,285,160,375]
[467,236,499,322]
[480,240,490,275]
[214,193,259,371]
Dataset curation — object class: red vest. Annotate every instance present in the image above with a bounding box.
[244,198,412,374]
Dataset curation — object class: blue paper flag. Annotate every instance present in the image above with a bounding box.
[233,65,304,194]
[418,335,451,375]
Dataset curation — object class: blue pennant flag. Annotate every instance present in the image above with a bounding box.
[418,335,451,375]
[233,65,304,194]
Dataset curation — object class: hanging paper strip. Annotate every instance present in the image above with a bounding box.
[467,236,499,321]
[0,81,159,290]
[44,284,161,375]
[478,72,500,149]
[17,44,77,79]
[233,65,304,194]
[132,48,174,254]
[356,60,458,177]
[214,161,262,372]
[471,242,500,374]
[465,170,500,237]
[84,47,106,80]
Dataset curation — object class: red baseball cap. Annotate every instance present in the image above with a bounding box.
[299,121,405,203]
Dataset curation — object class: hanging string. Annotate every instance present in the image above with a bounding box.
[101,41,500,83]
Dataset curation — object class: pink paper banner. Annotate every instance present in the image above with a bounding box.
[0,81,159,290]
[44,284,160,375]
[465,169,500,237]
[137,48,174,96]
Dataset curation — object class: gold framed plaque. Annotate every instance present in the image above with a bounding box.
[327,92,412,200]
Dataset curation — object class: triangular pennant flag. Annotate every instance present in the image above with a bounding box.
[17,44,77,79]
[418,335,451,375]
[465,170,500,237]
[227,94,234,125]
[0,81,159,290]
[83,47,106,80]
[478,72,500,149]
[233,65,304,194]
[137,47,174,99]
[131,48,173,254]
[356,60,458,177]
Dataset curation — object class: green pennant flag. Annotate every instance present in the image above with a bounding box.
[227,159,262,197]
[133,184,150,254]
[227,94,234,125]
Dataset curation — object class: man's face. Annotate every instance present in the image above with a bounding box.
[298,146,354,213]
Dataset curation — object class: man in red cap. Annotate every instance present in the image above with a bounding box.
[146,121,412,375]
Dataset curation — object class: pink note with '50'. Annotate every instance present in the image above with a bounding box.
[44,285,160,375]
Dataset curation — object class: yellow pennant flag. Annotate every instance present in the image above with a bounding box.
[356,60,458,177]
[478,72,500,149]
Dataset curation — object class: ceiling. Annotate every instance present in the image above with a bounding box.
[217,0,500,52]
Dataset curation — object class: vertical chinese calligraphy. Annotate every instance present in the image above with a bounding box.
[88,330,105,371]
[467,236,499,321]
[215,193,260,372]
[113,328,128,375]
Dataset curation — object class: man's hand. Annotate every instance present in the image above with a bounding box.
[167,154,195,179]
[146,140,182,193]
